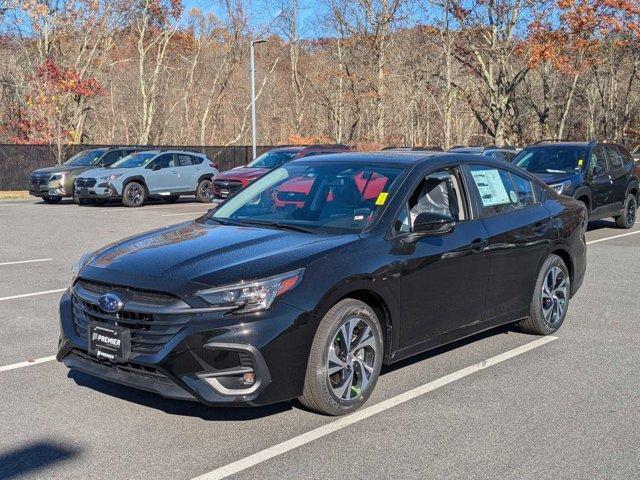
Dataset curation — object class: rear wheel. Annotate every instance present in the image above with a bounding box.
[518,254,570,335]
[614,193,637,229]
[42,196,62,204]
[299,299,383,416]
[196,178,212,203]
[122,182,146,207]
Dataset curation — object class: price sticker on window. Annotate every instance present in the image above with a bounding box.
[375,192,388,206]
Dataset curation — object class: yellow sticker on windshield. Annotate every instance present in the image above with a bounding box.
[375,192,388,206]
[578,159,584,167]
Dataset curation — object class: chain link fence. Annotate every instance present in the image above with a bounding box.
[0,144,274,190]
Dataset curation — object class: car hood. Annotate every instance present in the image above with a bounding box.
[83,221,358,289]
[530,172,579,185]
[32,165,89,175]
[216,167,268,181]
[79,167,129,179]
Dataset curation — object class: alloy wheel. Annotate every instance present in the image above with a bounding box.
[200,180,212,201]
[127,185,143,205]
[327,317,377,400]
[541,266,567,326]
[627,197,636,225]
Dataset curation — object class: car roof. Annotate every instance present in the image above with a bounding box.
[290,151,513,168]
[526,142,590,148]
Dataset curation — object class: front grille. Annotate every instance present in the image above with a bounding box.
[75,178,97,188]
[72,280,192,357]
[29,173,51,186]
[214,180,244,193]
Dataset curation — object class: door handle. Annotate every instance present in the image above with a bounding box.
[470,238,488,253]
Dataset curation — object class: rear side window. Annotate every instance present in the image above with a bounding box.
[468,165,519,216]
[618,147,634,165]
[510,172,536,207]
[191,155,204,165]
[605,146,623,169]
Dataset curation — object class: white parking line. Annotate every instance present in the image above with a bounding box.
[0,258,52,266]
[587,230,640,245]
[192,336,558,480]
[0,356,56,373]
[0,288,66,302]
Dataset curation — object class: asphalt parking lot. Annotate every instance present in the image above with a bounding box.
[1,197,639,480]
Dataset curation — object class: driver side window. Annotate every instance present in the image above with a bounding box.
[590,147,607,176]
[394,169,466,234]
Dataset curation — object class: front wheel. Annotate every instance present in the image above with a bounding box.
[195,178,212,203]
[299,299,383,416]
[615,194,637,229]
[122,182,146,207]
[517,254,570,335]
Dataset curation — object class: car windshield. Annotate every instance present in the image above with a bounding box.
[514,146,588,174]
[207,162,405,234]
[247,150,298,169]
[63,149,108,166]
[110,152,157,169]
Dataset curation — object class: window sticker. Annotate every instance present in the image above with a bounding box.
[470,169,511,207]
[509,190,518,203]
[578,159,584,167]
[375,192,388,206]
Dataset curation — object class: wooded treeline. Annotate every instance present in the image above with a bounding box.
[0,0,638,152]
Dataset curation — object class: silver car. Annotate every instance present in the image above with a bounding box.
[75,150,219,207]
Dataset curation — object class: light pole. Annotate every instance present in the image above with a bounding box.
[250,39,267,161]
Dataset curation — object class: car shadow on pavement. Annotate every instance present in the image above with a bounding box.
[0,440,80,479]
[67,370,293,420]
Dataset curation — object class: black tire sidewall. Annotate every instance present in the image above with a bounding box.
[308,300,383,415]
[624,195,636,228]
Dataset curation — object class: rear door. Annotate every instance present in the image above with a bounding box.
[605,145,627,210]
[587,146,612,214]
[464,164,557,322]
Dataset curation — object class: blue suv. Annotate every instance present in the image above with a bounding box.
[514,141,639,228]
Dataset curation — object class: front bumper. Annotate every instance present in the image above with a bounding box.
[74,182,121,200]
[57,287,314,406]
[29,179,72,198]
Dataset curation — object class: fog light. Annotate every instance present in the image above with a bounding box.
[243,372,255,385]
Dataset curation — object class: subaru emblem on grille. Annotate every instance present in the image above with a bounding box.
[98,293,124,313]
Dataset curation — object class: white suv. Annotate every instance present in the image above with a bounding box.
[75,150,219,207]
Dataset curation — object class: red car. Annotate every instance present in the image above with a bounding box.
[211,145,350,199]
[273,169,389,209]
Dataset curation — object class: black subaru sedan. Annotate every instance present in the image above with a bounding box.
[57,152,587,415]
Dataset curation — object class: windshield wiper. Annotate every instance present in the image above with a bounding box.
[235,219,318,234]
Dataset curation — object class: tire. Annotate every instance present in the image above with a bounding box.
[299,299,383,416]
[42,196,62,204]
[122,181,146,207]
[614,194,637,229]
[517,254,570,335]
[165,195,180,203]
[195,178,212,203]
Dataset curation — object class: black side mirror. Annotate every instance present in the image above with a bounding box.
[149,163,161,171]
[412,212,456,236]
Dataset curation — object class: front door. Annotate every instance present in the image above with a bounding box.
[146,153,179,193]
[394,167,490,349]
[605,145,627,212]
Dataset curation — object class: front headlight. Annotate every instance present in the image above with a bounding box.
[71,251,96,279]
[50,171,70,181]
[195,268,305,313]
[550,180,572,195]
[100,173,123,181]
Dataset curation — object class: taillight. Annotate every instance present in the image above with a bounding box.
[210,162,218,169]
